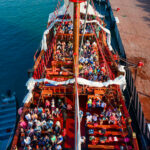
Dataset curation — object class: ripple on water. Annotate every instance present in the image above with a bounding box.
[0,0,60,105]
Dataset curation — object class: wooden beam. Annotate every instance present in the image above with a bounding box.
[87,124,126,129]
[88,145,115,149]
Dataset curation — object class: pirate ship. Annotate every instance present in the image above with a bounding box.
[11,0,139,149]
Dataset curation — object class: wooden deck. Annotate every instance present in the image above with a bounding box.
[11,9,140,149]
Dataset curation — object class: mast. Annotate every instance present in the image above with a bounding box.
[73,1,80,77]
[73,2,80,150]
[70,0,82,149]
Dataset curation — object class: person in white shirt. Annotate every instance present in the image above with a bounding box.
[25,113,31,121]
[80,136,86,144]
[86,114,92,123]
[24,136,31,145]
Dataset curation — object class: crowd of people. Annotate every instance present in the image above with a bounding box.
[55,40,73,61]
[80,23,93,34]
[55,37,109,82]
[53,21,108,82]
[85,109,125,126]
[87,97,106,110]
[80,23,100,37]
[54,21,73,35]
[86,96,125,125]
[88,135,132,149]
[19,98,66,150]
[80,14,97,21]
[79,39,108,82]
[54,21,98,35]
[82,95,131,149]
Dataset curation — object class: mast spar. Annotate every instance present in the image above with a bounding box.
[70,0,84,149]
[72,0,80,150]
[73,1,80,77]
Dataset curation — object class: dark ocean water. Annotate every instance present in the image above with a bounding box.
[0,0,59,105]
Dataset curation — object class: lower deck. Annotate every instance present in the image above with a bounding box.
[12,84,138,150]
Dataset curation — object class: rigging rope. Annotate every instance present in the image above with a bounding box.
[47,3,70,51]
[33,3,71,79]
[48,0,63,25]
[75,76,81,150]
[82,0,114,79]
[90,22,113,79]
[119,57,137,67]
[80,0,91,53]
[118,56,139,112]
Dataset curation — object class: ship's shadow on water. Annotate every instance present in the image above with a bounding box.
[0,18,42,106]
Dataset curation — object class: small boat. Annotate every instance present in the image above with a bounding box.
[11,0,139,149]
[0,90,17,150]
